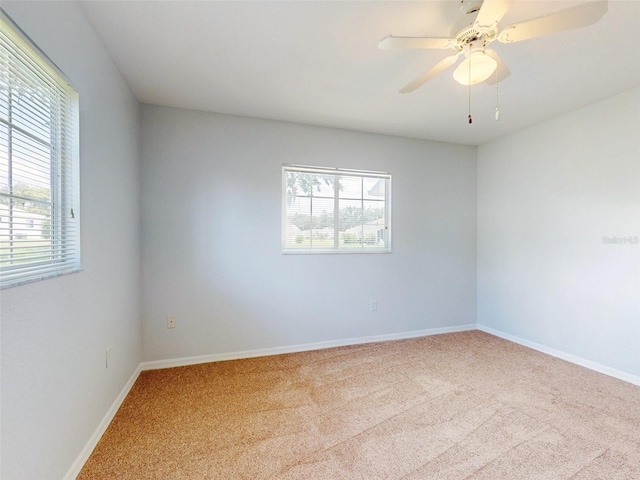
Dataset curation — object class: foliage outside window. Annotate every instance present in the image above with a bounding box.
[282,164,391,253]
[0,12,80,288]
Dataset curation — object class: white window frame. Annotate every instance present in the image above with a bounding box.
[282,164,391,254]
[0,11,80,289]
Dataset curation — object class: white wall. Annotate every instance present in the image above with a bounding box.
[0,2,142,479]
[477,88,640,379]
[4,4,634,477]
[141,105,477,361]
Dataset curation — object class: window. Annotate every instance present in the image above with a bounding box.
[282,164,391,253]
[0,13,80,288]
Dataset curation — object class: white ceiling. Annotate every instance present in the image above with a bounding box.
[78,0,640,146]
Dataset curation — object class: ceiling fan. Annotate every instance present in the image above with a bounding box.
[380,0,608,94]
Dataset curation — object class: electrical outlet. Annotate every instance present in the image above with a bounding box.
[167,316,177,329]
[106,347,112,368]
[370,300,377,311]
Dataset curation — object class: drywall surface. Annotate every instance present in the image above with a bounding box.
[141,105,476,361]
[477,87,640,378]
[0,2,142,478]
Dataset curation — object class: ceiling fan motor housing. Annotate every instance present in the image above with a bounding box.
[450,6,499,51]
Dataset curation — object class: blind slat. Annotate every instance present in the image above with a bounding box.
[282,165,392,254]
[0,14,80,289]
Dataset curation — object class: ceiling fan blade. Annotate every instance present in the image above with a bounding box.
[498,1,608,43]
[379,35,453,50]
[484,49,510,84]
[399,54,461,93]
[474,0,513,32]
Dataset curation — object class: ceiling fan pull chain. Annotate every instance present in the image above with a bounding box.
[495,66,500,121]
[468,45,472,124]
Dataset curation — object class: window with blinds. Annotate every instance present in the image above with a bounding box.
[282,164,391,254]
[0,13,80,288]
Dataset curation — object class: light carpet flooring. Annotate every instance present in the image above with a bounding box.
[78,331,640,479]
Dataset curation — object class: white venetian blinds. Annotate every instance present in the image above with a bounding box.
[282,164,391,253]
[0,13,80,288]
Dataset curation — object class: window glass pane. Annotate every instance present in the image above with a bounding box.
[362,200,386,247]
[0,88,7,124]
[286,172,312,200]
[310,197,334,248]
[338,175,361,200]
[11,129,52,193]
[284,195,310,248]
[0,125,8,190]
[283,166,390,254]
[363,199,385,223]
[287,172,336,199]
[312,174,335,198]
[338,198,363,247]
[364,177,385,200]
[0,49,8,122]
[11,88,51,143]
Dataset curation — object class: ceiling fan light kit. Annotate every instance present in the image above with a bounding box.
[453,50,497,86]
[380,0,608,122]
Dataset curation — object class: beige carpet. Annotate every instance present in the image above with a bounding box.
[78,331,640,479]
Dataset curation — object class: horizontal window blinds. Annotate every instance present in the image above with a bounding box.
[282,164,391,254]
[0,14,80,288]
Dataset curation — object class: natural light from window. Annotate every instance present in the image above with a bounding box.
[0,14,80,288]
[282,164,391,254]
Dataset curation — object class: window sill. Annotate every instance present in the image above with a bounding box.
[282,248,392,255]
[0,267,83,290]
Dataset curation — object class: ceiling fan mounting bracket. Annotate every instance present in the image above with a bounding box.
[459,0,484,16]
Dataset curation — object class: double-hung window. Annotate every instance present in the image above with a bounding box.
[282,164,391,253]
[0,13,80,288]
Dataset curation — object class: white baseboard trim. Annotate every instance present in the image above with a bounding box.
[63,364,142,480]
[63,323,639,478]
[63,324,475,478]
[478,325,640,387]
[140,324,478,371]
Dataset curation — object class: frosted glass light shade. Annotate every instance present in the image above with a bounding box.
[453,52,497,85]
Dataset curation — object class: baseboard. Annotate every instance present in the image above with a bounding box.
[63,323,639,478]
[478,325,640,387]
[140,324,478,371]
[62,324,475,478]
[63,364,142,480]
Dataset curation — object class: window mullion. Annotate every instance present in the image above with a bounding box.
[360,176,364,248]
[309,195,313,249]
[8,87,14,264]
[385,180,390,247]
[49,88,57,263]
[334,174,339,249]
